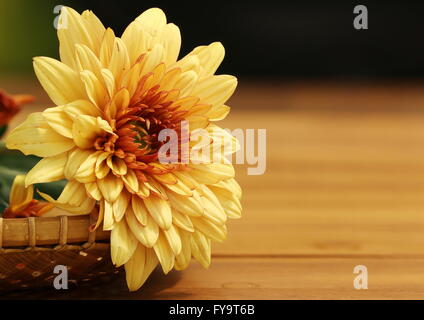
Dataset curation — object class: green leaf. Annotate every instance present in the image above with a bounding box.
[0,143,40,172]
[0,179,9,213]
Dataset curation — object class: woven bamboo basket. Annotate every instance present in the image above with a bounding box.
[0,215,118,293]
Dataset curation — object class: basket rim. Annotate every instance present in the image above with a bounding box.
[0,215,110,249]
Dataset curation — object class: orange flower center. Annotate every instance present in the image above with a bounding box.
[99,71,190,180]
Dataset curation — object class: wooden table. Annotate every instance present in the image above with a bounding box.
[3,80,424,299]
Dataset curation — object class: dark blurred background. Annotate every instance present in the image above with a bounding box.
[2,0,424,80]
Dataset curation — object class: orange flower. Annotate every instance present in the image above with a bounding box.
[2,175,53,218]
[0,90,34,126]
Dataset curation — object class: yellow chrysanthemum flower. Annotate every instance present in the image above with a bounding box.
[5,6,242,291]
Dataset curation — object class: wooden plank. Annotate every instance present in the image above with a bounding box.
[212,109,424,256]
[4,257,424,300]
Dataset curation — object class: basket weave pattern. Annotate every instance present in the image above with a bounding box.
[0,216,117,293]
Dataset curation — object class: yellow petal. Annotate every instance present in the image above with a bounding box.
[101,68,115,98]
[159,67,182,92]
[190,75,237,108]
[169,96,199,110]
[172,171,200,190]
[131,195,148,226]
[56,180,87,206]
[134,8,167,36]
[167,190,203,217]
[81,9,106,52]
[125,244,158,292]
[107,88,130,119]
[33,57,87,105]
[218,194,242,219]
[154,174,192,196]
[72,115,114,149]
[92,204,104,231]
[38,181,95,215]
[121,22,152,65]
[181,104,212,117]
[122,169,139,194]
[150,63,167,87]
[155,23,181,65]
[133,8,180,65]
[99,28,115,66]
[80,70,109,108]
[74,151,102,183]
[85,182,102,201]
[108,37,130,86]
[200,196,226,226]
[63,99,101,119]
[144,176,168,200]
[191,231,211,268]
[152,172,177,184]
[75,44,103,78]
[211,178,242,199]
[120,59,145,97]
[153,231,174,274]
[40,192,95,215]
[206,104,230,121]
[208,179,242,219]
[111,219,138,267]
[101,200,115,230]
[173,55,200,75]
[174,229,192,271]
[125,206,159,247]
[140,43,165,75]
[188,163,235,184]
[189,42,225,78]
[6,112,74,157]
[9,175,33,212]
[25,152,67,186]
[98,173,124,203]
[42,106,74,138]
[143,196,172,230]
[174,70,198,97]
[191,216,227,242]
[64,148,93,180]
[187,115,209,131]
[58,7,104,70]
[172,209,194,233]
[107,155,128,176]
[199,185,227,225]
[137,182,151,198]
[112,191,130,222]
[33,206,66,218]
[206,124,240,156]
[95,152,111,179]
[163,224,182,255]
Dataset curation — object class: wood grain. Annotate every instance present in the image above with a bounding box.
[210,108,424,258]
[3,80,424,299]
[4,257,424,300]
